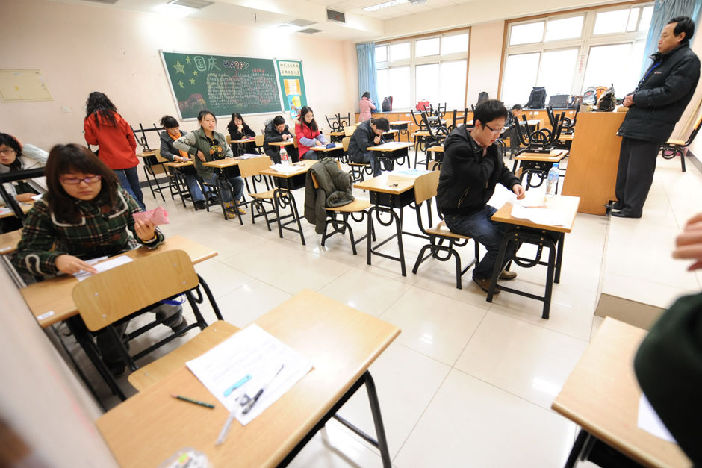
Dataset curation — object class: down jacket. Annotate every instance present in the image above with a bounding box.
[304,158,354,234]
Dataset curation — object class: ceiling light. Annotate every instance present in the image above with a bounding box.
[154,3,196,17]
[277,24,303,32]
[363,0,408,12]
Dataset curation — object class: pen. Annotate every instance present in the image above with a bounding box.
[223,374,251,397]
[171,394,215,409]
[242,364,285,415]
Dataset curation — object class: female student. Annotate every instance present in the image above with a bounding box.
[159,116,207,210]
[174,110,245,217]
[11,144,184,375]
[84,92,145,209]
[295,107,327,160]
[226,113,256,154]
[359,92,376,121]
[0,133,46,231]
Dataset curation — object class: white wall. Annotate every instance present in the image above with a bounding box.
[466,21,505,106]
[0,0,357,150]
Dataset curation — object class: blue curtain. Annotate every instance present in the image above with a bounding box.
[641,0,702,74]
[356,43,379,107]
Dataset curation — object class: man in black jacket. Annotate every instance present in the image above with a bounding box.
[264,115,298,163]
[614,16,701,219]
[438,100,525,293]
[348,118,390,176]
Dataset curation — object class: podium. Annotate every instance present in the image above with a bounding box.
[562,112,626,215]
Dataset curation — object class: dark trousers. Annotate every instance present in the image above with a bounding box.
[115,166,145,210]
[614,137,660,216]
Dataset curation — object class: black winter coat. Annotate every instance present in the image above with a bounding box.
[263,121,295,163]
[437,125,519,217]
[619,42,700,143]
[347,120,385,162]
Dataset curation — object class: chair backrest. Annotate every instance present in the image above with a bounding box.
[254,134,264,148]
[413,170,440,205]
[342,136,351,152]
[72,249,199,332]
[686,112,702,146]
[226,134,232,145]
[344,124,358,137]
[420,112,436,140]
[237,155,272,179]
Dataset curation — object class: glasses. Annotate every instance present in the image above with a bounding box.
[60,175,102,185]
[0,149,16,155]
[484,123,502,134]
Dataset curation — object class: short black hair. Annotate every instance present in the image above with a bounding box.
[371,118,389,132]
[197,110,215,122]
[362,91,371,99]
[0,133,22,158]
[669,16,695,41]
[474,100,508,128]
[272,115,286,126]
[160,115,179,128]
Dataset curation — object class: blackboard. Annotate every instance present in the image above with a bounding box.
[161,51,282,119]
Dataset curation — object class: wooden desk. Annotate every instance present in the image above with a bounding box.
[202,158,241,169]
[562,112,625,215]
[487,196,580,318]
[390,120,410,126]
[426,145,444,153]
[560,133,575,141]
[163,161,194,168]
[329,131,346,143]
[367,142,412,173]
[268,140,294,148]
[553,318,690,467]
[20,235,218,328]
[382,130,399,141]
[512,150,568,190]
[0,202,32,219]
[97,290,401,468]
[311,143,345,161]
[0,229,21,255]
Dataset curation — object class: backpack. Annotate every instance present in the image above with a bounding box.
[525,87,546,109]
[416,100,429,111]
[582,87,597,105]
[548,94,569,108]
[382,96,393,112]
[597,87,616,112]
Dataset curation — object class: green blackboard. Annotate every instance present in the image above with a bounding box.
[161,51,282,119]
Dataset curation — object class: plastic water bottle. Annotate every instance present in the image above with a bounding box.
[280,147,289,166]
[545,163,559,199]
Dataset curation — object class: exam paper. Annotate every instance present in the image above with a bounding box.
[270,163,301,174]
[638,395,675,442]
[510,205,568,227]
[186,324,313,426]
[389,168,430,178]
[73,255,133,281]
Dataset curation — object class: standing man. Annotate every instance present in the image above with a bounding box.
[348,117,390,176]
[437,100,525,293]
[614,16,700,219]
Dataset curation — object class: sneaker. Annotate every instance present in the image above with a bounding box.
[473,277,500,294]
[169,317,188,334]
[194,200,206,210]
[499,270,517,280]
[237,205,247,215]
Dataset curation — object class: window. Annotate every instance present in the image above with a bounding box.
[501,4,653,105]
[375,30,470,110]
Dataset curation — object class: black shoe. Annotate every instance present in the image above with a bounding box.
[194,200,206,210]
[611,210,641,219]
[605,201,623,211]
[170,317,188,334]
[473,277,500,294]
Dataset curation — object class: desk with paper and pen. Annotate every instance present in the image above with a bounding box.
[96,290,401,468]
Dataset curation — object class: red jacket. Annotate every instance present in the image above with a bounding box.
[295,122,321,157]
[84,112,138,170]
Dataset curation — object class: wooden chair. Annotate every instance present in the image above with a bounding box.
[660,113,702,172]
[72,249,223,399]
[140,150,167,202]
[309,164,373,255]
[344,124,358,137]
[237,156,276,230]
[254,134,265,154]
[411,171,478,289]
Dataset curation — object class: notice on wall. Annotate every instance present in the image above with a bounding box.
[276,59,307,118]
[0,69,53,102]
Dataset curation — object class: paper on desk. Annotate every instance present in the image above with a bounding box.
[186,324,313,426]
[390,168,429,178]
[235,153,261,160]
[638,395,675,442]
[270,163,302,174]
[510,205,568,227]
[73,255,133,281]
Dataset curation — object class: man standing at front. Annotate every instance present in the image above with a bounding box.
[438,100,525,293]
[614,16,700,218]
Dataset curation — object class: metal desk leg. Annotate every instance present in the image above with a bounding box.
[363,371,392,468]
[273,187,306,246]
[542,241,557,319]
[366,205,374,267]
[555,233,565,284]
[564,429,591,468]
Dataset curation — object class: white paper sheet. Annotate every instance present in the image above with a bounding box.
[389,168,430,178]
[510,205,568,227]
[186,324,313,426]
[638,395,675,442]
[270,163,302,174]
[73,255,132,281]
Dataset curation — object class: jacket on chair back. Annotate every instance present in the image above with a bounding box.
[304,158,354,234]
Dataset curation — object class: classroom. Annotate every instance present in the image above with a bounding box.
[1,0,701,466]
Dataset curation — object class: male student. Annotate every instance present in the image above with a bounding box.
[264,116,298,163]
[437,99,525,293]
[614,16,701,218]
[348,118,390,176]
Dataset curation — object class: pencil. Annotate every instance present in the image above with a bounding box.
[171,394,215,409]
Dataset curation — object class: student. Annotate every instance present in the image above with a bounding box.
[11,143,184,375]
[295,107,327,160]
[226,113,256,154]
[347,117,390,176]
[159,116,207,210]
[174,110,245,217]
[84,92,145,210]
[359,91,376,121]
[437,100,525,294]
[264,115,299,163]
[0,133,43,231]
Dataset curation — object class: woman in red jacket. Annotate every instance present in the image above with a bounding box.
[84,92,145,209]
[295,106,327,160]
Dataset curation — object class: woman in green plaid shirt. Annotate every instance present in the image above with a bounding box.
[12,144,184,374]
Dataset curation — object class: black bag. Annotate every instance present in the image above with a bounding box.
[525,87,546,109]
[548,94,569,108]
[597,87,616,112]
[382,96,393,112]
[477,92,489,104]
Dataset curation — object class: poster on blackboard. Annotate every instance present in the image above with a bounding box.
[161,51,282,119]
[276,60,307,117]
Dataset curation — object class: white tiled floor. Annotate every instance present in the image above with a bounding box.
[68,152,701,467]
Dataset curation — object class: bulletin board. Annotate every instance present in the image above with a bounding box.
[0,69,53,102]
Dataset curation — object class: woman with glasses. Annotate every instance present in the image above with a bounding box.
[12,143,184,375]
[0,133,45,231]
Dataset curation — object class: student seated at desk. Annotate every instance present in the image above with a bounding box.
[295,106,327,160]
[226,113,256,154]
[159,115,207,210]
[437,100,525,294]
[347,117,389,177]
[174,110,245,218]
[83,91,145,210]
[264,115,299,163]
[11,144,184,375]
[0,133,44,231]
